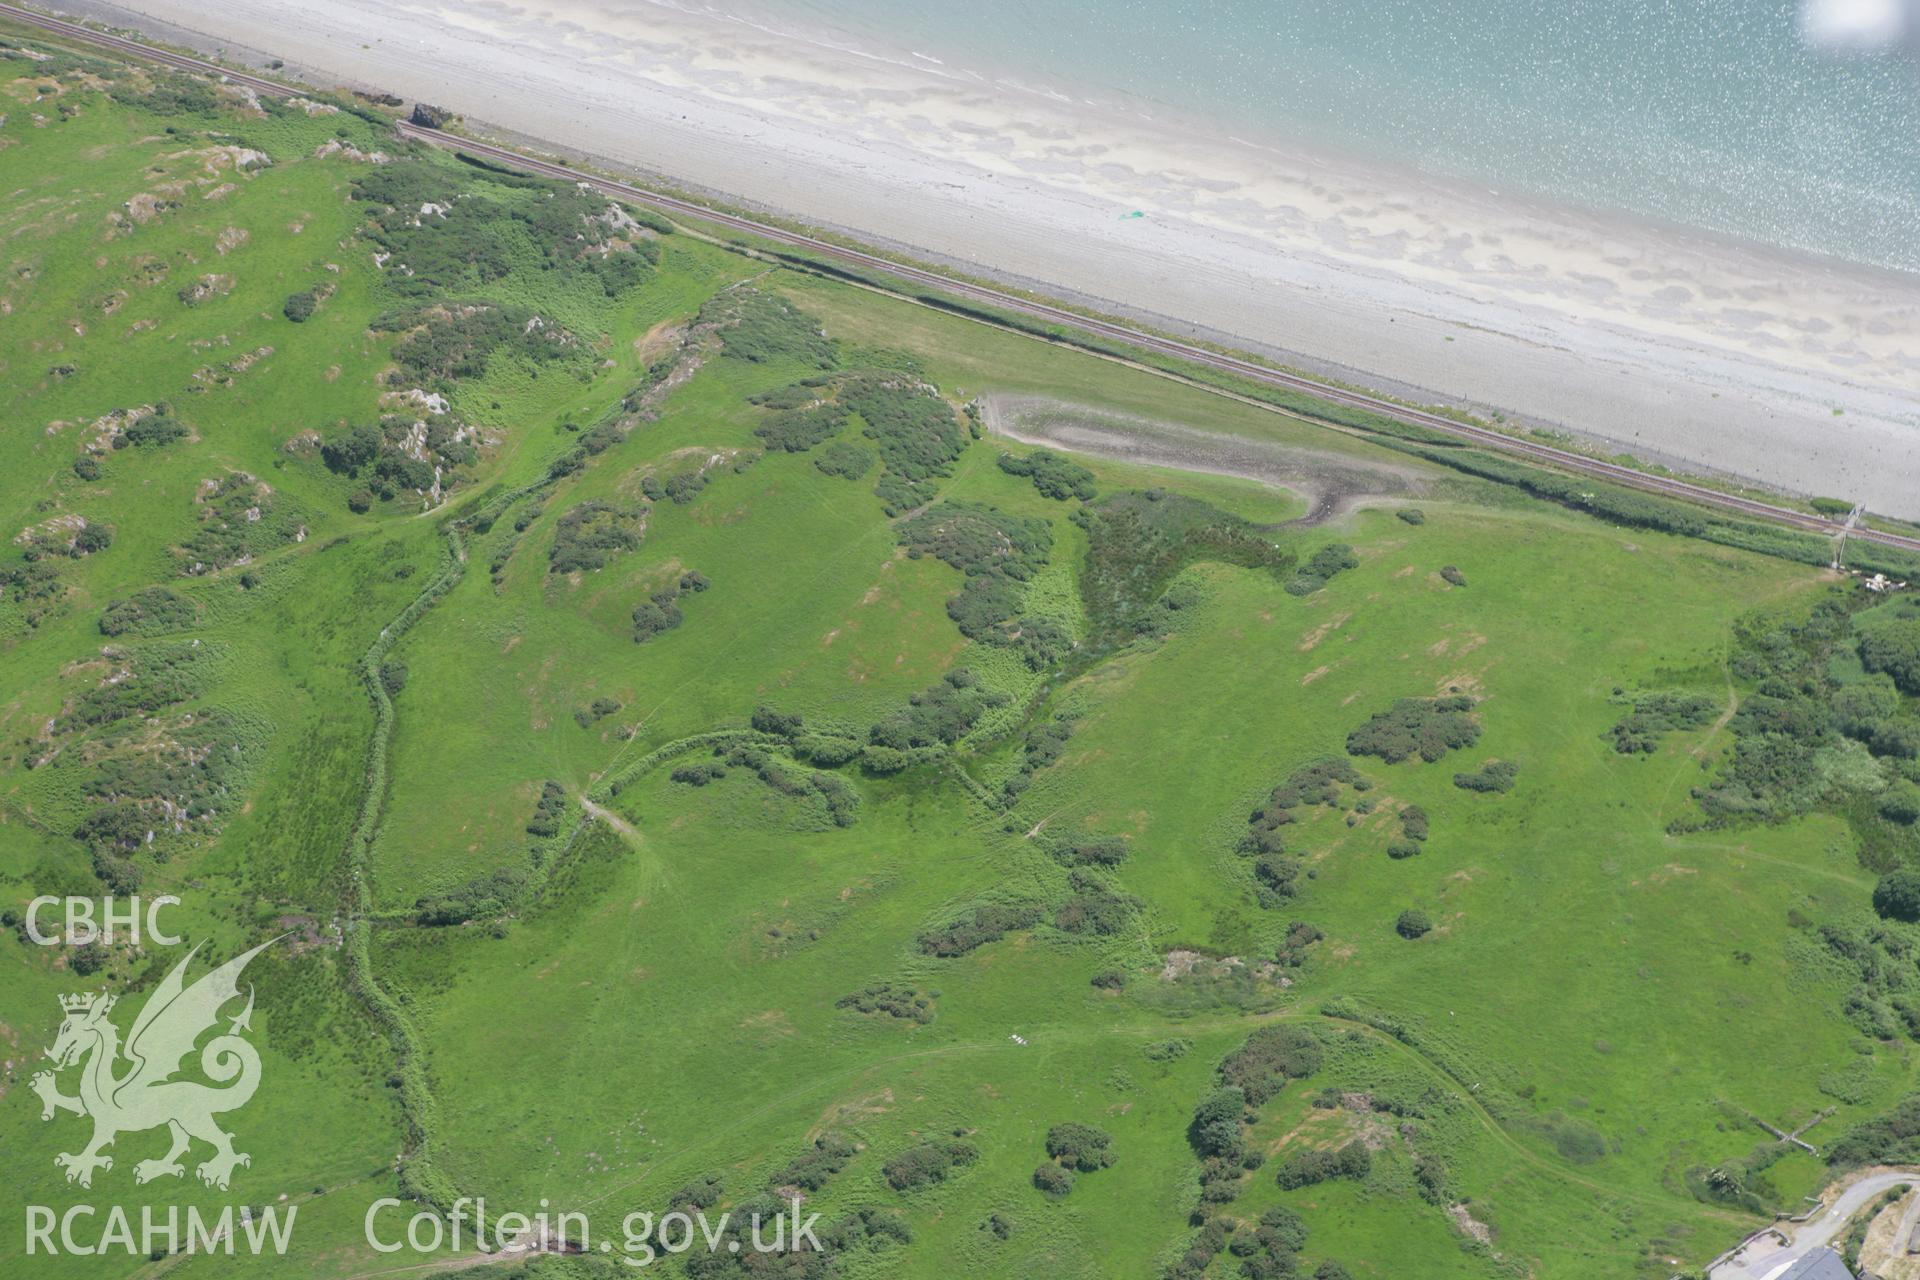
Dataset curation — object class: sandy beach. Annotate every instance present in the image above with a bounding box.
[49,0,1920,515]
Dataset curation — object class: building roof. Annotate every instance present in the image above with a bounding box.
[1773,1247,1853,1280]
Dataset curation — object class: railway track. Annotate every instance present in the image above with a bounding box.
[9,1,1918,557]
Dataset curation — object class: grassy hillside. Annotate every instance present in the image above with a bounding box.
[4,30,1920,1280]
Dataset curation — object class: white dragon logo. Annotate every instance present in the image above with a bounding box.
[30,938,276,1191]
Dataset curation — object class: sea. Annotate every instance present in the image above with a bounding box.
[694,0,1920,274]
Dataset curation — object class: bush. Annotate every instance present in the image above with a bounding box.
[815,441,873,479]
[882,1139,976,1191]
[70,941,110,976]
[1273,1141,1370,1189]
[98,587,194,636]
[1347,696,1480,764]
[525,781,568,836]
[321,425,381,475]
[1286,543,1360,596]
[1091,968,1126,990]
[1059,836,1129,866]
[1053,877,1137,936]
[117,413,188,450]
[998,449,1096,502]
[1440,565,1467,586]
[1881,782,1920,826]
[550,502,643,574]
[73,456,101,481]
[705,288,836,367]
[1218,1025,1322,1106]
[1861,622,1920,695]
[795,734,861,767]
[415,867,528,925]
[861,745,911,775]
[756,404,844,452]
[1045,1123,1115,1172]
[917,903,1041,957]
[1874,871,1920,922]
[1032,1162,1073,1198]
[1453,760,1518,793]
[869,669,1009,750]
[773,1131,859,1191]
[1833,678,1902,739]
[669,762,727,787]
[379,660,409,696]
[631,599,684,643]
[283,290,317,323]
[1386,839,1421,860]
[1396,508,1425,525]
[1872,719,1920,760]
[1274,921,1324,967]
[836,982,933,1023]
[1608,691,1719,753]
[663,470,707,505]
[1187,1087,1248,1159]
[1395,909,1433,939]
[751,705,804,737]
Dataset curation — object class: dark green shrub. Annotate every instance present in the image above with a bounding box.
[1218,1025,1322,1106]
[882,1140,976,1191]
[526,781,568,836]
[1273,1141,1370,1189]
[815,442,873,479]
[1286,543,1359,596]
[1347,696,1481,764]
[1874,871,1920,922]
[917,903,1041,956]
[98,587,194,636]
[1032,1163,1073,1198]
[836,982,933,1023]
[1045,1123,1115,1172]
[751,706,804,737]
[1453,760,1518,792]
[998,448,1096,501]
[1861,622,1920,694]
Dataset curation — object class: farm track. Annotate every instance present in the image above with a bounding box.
[7,3,1920,559]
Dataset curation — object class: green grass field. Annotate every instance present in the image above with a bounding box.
[4,33,1920,1280]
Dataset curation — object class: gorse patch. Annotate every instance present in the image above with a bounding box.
[352,161,659,300]
[1075,490,1294,656]
[899,502,1066,669]
[704,287,837,367]
[1345,695,1482,764]
[549,501,644,574]
[998,447,1096,502]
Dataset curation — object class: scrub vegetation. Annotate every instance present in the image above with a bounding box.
[5,34,1920,1280]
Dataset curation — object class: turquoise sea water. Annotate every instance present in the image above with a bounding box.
[715,0,1920,273]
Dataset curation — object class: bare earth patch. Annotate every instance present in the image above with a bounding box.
[981,394,1425,524]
